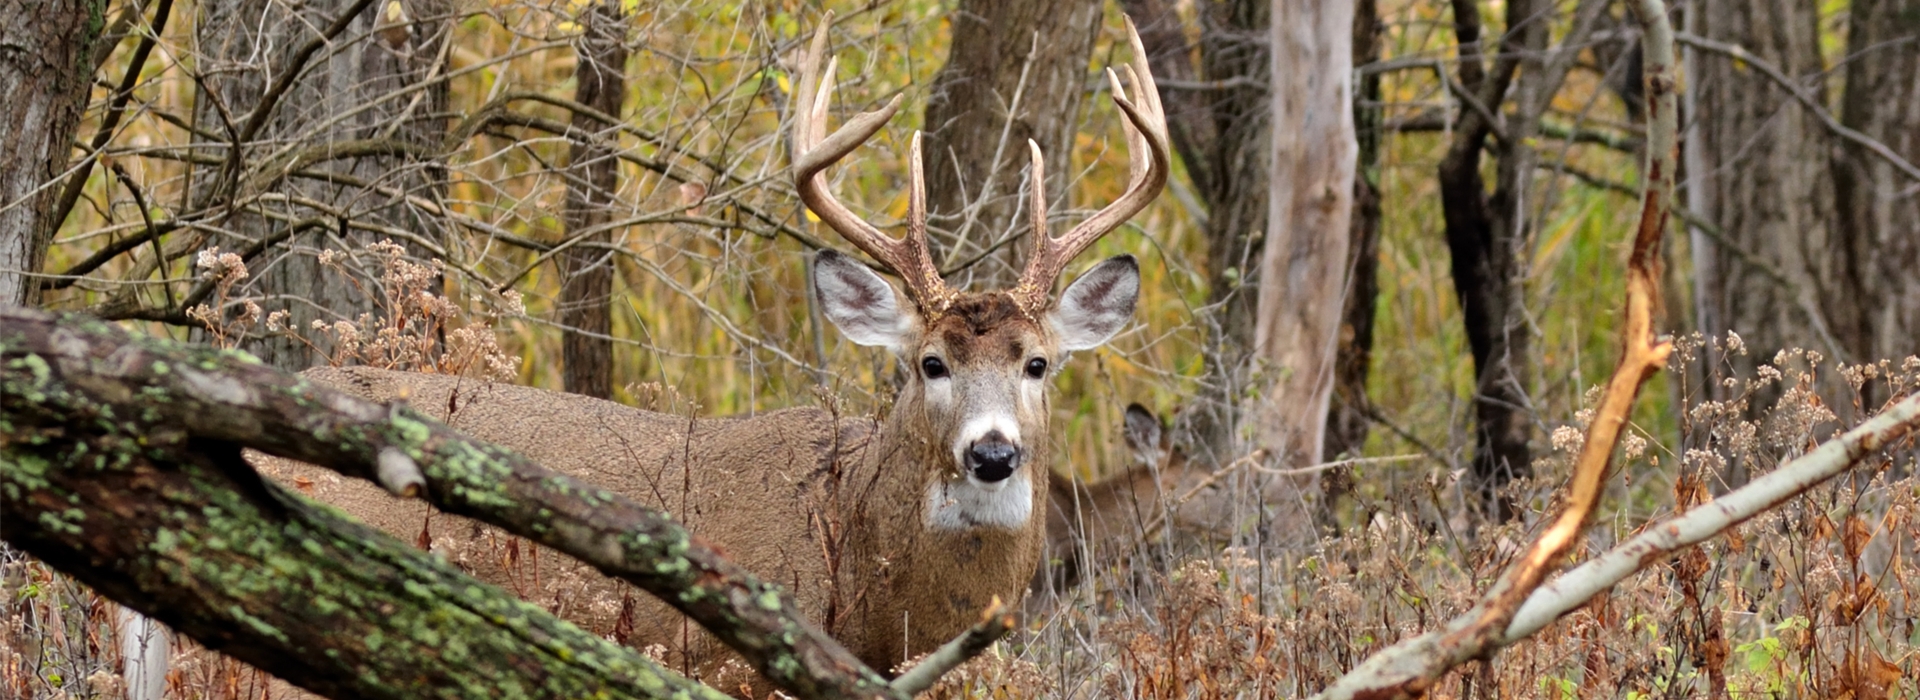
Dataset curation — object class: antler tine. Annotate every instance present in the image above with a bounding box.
[1012,15,1170,312]
[1027,139,1047,254]
[791,14,950,312]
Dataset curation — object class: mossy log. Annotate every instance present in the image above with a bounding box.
[0,306,908,700]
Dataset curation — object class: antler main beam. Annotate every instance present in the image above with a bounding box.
[791,14,953,313]
[792,14,1169,316]
[1011,16,1171,314]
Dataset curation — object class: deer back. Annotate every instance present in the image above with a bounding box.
[250,366,867,683]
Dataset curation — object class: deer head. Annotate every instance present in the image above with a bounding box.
[792,15,1170,529]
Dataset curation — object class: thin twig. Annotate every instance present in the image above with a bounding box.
[1250,453,1422,477]
[1675,31,1920,183]
[50,0,176,229]
[888,597,1016,696]
[1312,1,1678,695]
[1505,390,1920,641]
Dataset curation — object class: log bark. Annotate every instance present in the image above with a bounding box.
[2,405,728,700]
[920,0,1101,283]
[0,305,926,700]
[559,4,629,399]
[0,0,105,306]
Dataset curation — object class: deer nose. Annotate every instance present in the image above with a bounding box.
[965,434,1021,483]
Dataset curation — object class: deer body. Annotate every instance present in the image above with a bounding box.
[1040,405,1229,592]
[257,358,1048,673]
[252,14,1170,692]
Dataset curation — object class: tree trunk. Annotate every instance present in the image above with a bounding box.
[1831,0,1920,390]
[0,305,932,700]
[920,0,1101,285]
[559,4,629,400]
[1437,0,1607,520]
[178,0,450,371]
[1322,0,1384,511]
[0,0,105,307]
[1252,0,1357,538]
[1121,0,1271,471]
[1691,0,1837,385]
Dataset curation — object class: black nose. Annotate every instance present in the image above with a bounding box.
[966,438,1021,482]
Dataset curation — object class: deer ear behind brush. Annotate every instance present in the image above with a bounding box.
[1039,404,1236,597]
[252,13,1170,694]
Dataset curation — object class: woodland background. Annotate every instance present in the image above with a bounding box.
[1,0,1917,697]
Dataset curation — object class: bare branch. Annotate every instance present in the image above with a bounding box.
[1676,31,1920,184]
[887,597,1016,696]
[1506,389,1920,641]
[1311,1,1678,695]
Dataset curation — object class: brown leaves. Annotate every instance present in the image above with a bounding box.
[1835,649,1904,700]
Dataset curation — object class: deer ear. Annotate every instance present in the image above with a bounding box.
[1122,403,1162,453]
[1050,255,1139,351]
[814,250,913,352]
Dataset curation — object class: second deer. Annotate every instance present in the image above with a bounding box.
[252,14,1170,693]
[1039,404,1232,596]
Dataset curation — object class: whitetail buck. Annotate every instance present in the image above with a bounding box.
[1038,404,1230,595]
[238,14,1169,693]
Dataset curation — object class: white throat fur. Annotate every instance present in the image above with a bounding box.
[923,471,1032,530]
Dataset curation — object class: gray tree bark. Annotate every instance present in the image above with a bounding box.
[1121,0,1271,471]
[1323,0,1384,511]
[920,0,1102,286]
[0,0,106,307]
[1691,0,1837,377]
[175,0,451,371]
[1252,0,1358,537]
[559,4,629,400]
[1830,0,1920,385]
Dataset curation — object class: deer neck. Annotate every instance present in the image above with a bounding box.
[830,399,1049,663]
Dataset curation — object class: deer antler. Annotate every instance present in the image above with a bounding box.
[1010,16,1170,314]
[792,14,955,313]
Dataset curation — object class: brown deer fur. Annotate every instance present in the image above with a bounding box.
[253,288,1079,682]
[1039,405,1230,592]
[248,15,1169,695]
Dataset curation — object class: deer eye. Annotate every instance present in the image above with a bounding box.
[1024,357,1048,379]
[921,356,949,380]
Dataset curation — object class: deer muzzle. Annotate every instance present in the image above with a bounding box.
[965,432,1022,483]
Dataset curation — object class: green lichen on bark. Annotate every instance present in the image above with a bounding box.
[2,319,731,699]
[0,307,922,700]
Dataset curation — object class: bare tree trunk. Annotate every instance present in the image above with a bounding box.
[1322,0,1385,513]
[1680,1,1726,410]
[1436,0,1532,521]
[180,0,450,371]
[1122,0,1270,471]
[559,4,629,400]
[0,0,104,306]
[1252,0,1357,537]
[920,0,1101,285]
[1831,0,1920,392]
[1439,0,1610,520]
[1692,0,1837,385]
